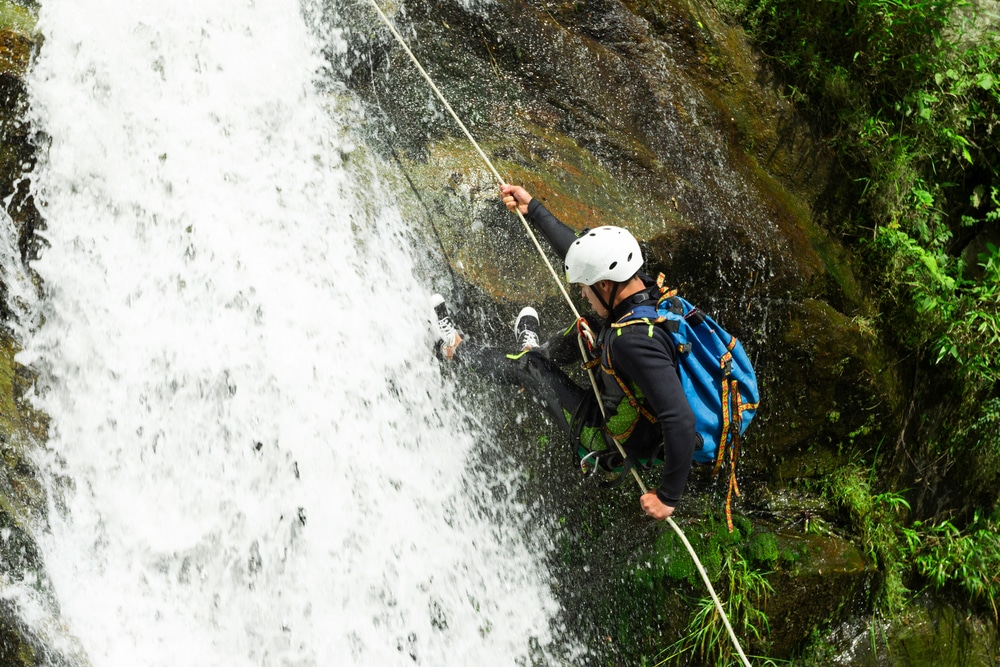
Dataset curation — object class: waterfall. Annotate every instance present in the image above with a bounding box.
[10,0,565,664]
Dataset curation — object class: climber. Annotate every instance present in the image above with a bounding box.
[431,184,697,520]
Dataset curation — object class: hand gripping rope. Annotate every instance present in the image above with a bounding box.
[365,3,752,665]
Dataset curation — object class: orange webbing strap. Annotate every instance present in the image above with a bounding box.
[654,272,678,300]
[603,330,657,426]
[713,351,743,532]
[713,352,735,477]
[600,335,656,442]
[725,417,742,533]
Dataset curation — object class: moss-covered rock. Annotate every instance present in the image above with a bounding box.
[0,1,41,330]
[765,530,873,655]
[0,4,45,666]
[0,334,47,667]
[808,596,1000,666]
[761,299,903,471]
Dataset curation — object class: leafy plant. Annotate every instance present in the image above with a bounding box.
[901,510,1000,621]
[733,0,1000,392]
[826,462,911,610]
[710,0,1000,649]
[948,397,1000,499]
[874,199,1000,387]
[654,549,775,666]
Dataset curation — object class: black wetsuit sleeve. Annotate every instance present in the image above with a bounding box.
[612,327,696,507]
[526,199,578,260]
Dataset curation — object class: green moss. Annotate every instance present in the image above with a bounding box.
[746,531,780,565]
[0,3,36,82]
[0,2,35,36]
[755,297,898,489]
[0,335,43,667]
[650,514,744,585]
[0,332,46,542]
[0,333,45,443]
[0,613,35,667]
[826,463,911,610]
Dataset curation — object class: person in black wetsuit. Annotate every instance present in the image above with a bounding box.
[434,184,696,520]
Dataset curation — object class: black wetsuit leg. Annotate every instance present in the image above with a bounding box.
[451,317,608,461]
[457,343,589,439]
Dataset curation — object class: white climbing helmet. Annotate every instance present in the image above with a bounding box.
[564,226,643,285]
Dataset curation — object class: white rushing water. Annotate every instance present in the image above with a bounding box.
[10,0,563,664]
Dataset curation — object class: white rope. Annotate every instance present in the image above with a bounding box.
[367,3,751,664]
[576,337,752,667]
[365,0,581,321]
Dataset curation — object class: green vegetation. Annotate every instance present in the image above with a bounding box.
[646,513,747,586]
[902,510,1000,621]
[655,549,777,667]
[707,0,1000,650]
[825,462,911,610]
[810,453,1000,640]
[608,511,834,664]
[816,458,1000,654]
[729,0,1000,395]
[949,397,1000,499]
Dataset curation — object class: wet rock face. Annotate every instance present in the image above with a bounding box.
[0,3,42,327]
[764,530,873,654]
[339,0,919,658]
[823,597,1000,666]
[343,0,902,479]
[0,6,47,666]
[0,330,49,667]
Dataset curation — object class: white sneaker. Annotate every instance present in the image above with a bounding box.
[514,306,540,351]
[430,294,463,359]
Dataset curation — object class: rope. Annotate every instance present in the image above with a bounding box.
[365,0,581,322]
[367,3,751,664]
[575,338,753,667]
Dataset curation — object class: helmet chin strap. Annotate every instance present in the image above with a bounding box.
[594,280,622,322]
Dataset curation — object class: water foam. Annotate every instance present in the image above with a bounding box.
[14,0,561,664]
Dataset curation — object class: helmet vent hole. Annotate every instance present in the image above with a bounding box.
[627,252,633,261]
[608,261,618,270]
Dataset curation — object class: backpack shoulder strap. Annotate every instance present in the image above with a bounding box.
[600,313,658,431]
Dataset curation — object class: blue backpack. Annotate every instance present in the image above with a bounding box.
[607,274,760,526]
